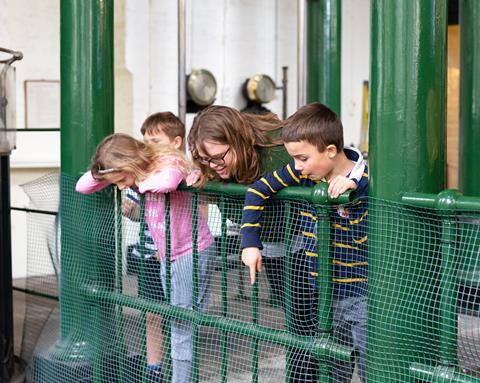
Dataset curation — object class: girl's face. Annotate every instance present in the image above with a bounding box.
[197,141,233,179]
[104,171,137,190]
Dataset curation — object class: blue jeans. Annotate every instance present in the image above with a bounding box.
[331,296,367,383]
[160,243,216,383]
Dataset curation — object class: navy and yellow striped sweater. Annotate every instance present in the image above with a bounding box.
[240,148,369,298]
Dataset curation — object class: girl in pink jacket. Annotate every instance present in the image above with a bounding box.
[76,133,215,383]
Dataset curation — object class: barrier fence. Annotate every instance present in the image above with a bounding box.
[14,173,480,382]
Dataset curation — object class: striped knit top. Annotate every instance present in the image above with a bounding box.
[240,147,369,298]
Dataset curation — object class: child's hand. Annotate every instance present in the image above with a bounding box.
[241,247,262,285]
[328,175,357,199]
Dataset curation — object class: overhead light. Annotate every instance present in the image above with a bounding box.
[187,69,217,106]
[245,74,276,104]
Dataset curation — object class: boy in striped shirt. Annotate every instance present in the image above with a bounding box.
[241,103,368,382]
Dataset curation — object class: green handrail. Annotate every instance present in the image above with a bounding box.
[402,190,480,382]
[402,191,480,211]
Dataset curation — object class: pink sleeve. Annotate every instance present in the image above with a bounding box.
[138,168,184,194]
[75,171,111,194]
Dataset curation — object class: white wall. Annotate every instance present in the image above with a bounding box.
[2,0,371,279]
[1,0,60,279]
[125,0,299,137]
[341,0,371,147]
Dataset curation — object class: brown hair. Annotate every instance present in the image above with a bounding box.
[141,112,186,149]
[188,105,282,185]
[282,103,344,152]
[90,133,193,183]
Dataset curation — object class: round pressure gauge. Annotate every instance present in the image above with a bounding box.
[187,69,217,106]
[245,74,276,103]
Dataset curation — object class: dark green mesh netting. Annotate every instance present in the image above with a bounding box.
[13,173,480,383]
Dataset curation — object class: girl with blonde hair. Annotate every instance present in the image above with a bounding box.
[76,133,215,383]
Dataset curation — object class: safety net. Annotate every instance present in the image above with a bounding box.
[13,172,480,383]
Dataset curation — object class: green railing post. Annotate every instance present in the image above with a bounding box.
[435,190,461,367]
[312,183,333,382]
[369,1,447,381]
[459,0,480,196]
[307,0,341,114]
[164,194,173,383]
[218,197,229,383]
[33,1,114,382]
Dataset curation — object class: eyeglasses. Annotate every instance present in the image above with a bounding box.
[196,147,230,167]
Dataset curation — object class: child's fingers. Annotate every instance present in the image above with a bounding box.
[249,257,262,284]
[249,264,257,285]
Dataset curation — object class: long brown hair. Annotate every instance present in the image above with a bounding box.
[188,105,282,185]
[90,133,193,183]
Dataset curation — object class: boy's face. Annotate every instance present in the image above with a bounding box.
[144,130,182,150]
[284,140,336,181]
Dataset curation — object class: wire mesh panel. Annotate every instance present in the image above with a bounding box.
[15,173,480,382]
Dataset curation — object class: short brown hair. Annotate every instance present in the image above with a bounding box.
[141,112,185,147]
[282,103,343,152]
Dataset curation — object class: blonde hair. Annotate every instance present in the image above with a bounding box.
[90,133,195,183]
[188,105,282,185]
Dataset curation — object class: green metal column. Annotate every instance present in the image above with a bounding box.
[459,0,480,196]
[61,0,114,174]
[369,0,447,382]
[33,1,114,382]
[307,0,341,114]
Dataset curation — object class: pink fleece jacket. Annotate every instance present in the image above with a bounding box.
[76,166,214,261]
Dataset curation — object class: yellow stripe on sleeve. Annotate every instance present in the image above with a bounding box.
[349,210,368,225]
[332,260,368,267]
[285,163,300,183]
[303,231,317,239]
[353,235,368,244]
[332,223,349,231]
[300,211,317,221]
[273,171,289,187]
[260,177,277,193]
[305,251,318,257]
[243,205,265,211]
[332,278,368,283]
[240,223,261,229]
[247,188,269,200]
[332,242,361,251]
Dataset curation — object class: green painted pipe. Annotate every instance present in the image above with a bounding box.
[60,0,114,347]
[409,362,480,383]
[459,0,480,196]
[403,191,480,211]
[369,1,447,381]
[34,1,115,381]
[436,190,462,366]
[315,204,332,382]
[84,288,354,363]
[307,0,341,114]
[185,181,354,205]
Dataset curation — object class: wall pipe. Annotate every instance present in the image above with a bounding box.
[178,0,187,125]
[307,0,341,114]
[32,2,115,381]
[297,0,307,108]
